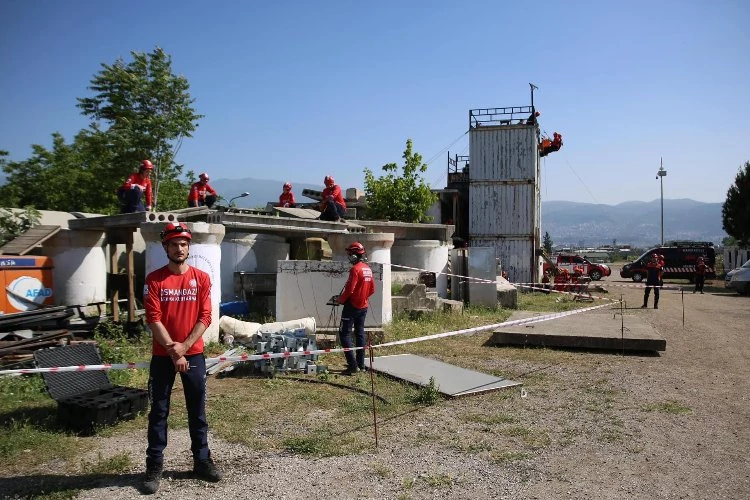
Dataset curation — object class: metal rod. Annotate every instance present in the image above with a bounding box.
[368,337,379,449]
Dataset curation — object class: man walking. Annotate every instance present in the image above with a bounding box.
[642,253,663,309]
[338,242,375,375]
[142,222,221,494]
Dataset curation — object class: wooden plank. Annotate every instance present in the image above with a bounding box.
[0,225,61,255]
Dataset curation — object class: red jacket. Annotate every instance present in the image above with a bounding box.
[121,172,153,207]
[188,181,217,205]
[279,191,296,207]
[322,185,346,210]
[144,265,212,356]
[339,261,375,309]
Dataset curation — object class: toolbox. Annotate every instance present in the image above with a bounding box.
[34,344,149,433]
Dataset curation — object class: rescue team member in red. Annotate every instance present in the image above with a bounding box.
[338,242,375,375]
[694,256,707,294]
[118,159,153,213]
[319,175,347,221]
[188,172,218,208]
[278,182,296,207]
[642,253,663,309]
[142,223,221,494]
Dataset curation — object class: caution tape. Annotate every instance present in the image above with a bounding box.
[513,282,683,291]
[0,301,619,377]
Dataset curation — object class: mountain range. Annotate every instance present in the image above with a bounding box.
[195,178,730,248]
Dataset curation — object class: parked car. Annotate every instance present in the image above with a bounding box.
[726,259,750,295]
[543,254,611,281]
[620,241,715,282]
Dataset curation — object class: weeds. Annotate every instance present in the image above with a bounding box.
[81,451,134,474]
[642,400,692,414]
[411,377,441,405]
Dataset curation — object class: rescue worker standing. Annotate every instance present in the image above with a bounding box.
[642,253,663,309]
[319,175,347,221]
[188,173,218,208]
[142,223,221,494]
[278,182,296,208]
[694,256,707,294]
[118,160,154,213]
[338,242,375,375]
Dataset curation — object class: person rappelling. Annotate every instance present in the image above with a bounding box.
[539,132,563,157]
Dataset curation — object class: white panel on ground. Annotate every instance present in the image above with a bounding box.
[468,247,497,307]
[365,354,520,397]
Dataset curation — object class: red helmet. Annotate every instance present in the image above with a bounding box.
[346,241,365,255]
[199,172,209,182]
[141,160,154,171]
[283,182,292,190]
[160,223,192,243]
[324,175,335,187]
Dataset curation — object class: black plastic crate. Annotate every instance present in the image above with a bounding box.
[34,344,149,433]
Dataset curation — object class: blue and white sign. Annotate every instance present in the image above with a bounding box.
[6,276,53,311]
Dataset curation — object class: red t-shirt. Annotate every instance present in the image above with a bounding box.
[144,265,212,356]
[279,192,296,207]
[121,172,153,207]
[338,261,375,309]
[322,185,347,210]
[188,181,217,204]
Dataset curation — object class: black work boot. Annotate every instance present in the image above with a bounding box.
[142,459,163,495]
[194,456,222,482]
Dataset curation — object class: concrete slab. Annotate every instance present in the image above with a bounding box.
[489,310,666,352]
[273,207,322,219]
[365,354,521,397]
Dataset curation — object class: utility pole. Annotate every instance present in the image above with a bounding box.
[656,157,667,246]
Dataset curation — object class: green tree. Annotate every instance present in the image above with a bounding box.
[0,47,201,213]
[77,47,202,211]
[543,232,553,254]
[363,139,437,222]
[0,206,41,246]
[722,161,750,246]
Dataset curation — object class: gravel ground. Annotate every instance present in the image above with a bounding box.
[3,269,749,499]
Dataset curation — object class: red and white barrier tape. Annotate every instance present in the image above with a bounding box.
[0,301,619,377]
[513,282,683,291]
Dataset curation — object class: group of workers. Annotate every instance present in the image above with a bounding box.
[118,160,218,213]
[118,160,346,222]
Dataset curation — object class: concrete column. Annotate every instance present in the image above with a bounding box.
[391,239,452,298]
[141,222,226,343]
[220,232,289,302]
[44,229,107,307]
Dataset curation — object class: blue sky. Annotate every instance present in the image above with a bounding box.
[1,0,748,205]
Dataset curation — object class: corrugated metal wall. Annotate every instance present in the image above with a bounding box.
[468,124,540,283]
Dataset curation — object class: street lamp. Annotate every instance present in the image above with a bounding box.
[228,192,250,207]
[656,158,667,245]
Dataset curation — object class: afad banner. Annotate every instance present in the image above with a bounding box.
[5,275,54,312]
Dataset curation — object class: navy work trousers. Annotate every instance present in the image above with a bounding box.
[146,354,209,463]
[339,303,368,370]
[119,187,146,213]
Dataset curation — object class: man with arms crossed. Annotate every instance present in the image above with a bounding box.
[142,222,221,494]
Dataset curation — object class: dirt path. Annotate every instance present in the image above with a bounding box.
[3,271,749,499]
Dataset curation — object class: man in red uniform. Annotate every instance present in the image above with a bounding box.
[188,172,218,208]
[694,256,707,294]
[642,253,663,309]
[278,182,296,208]
[319,175,347,221]
[118,159,154,213]
[142,223,221,494]
[338,241,375,374]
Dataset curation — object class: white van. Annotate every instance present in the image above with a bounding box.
[726,259,750,295]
